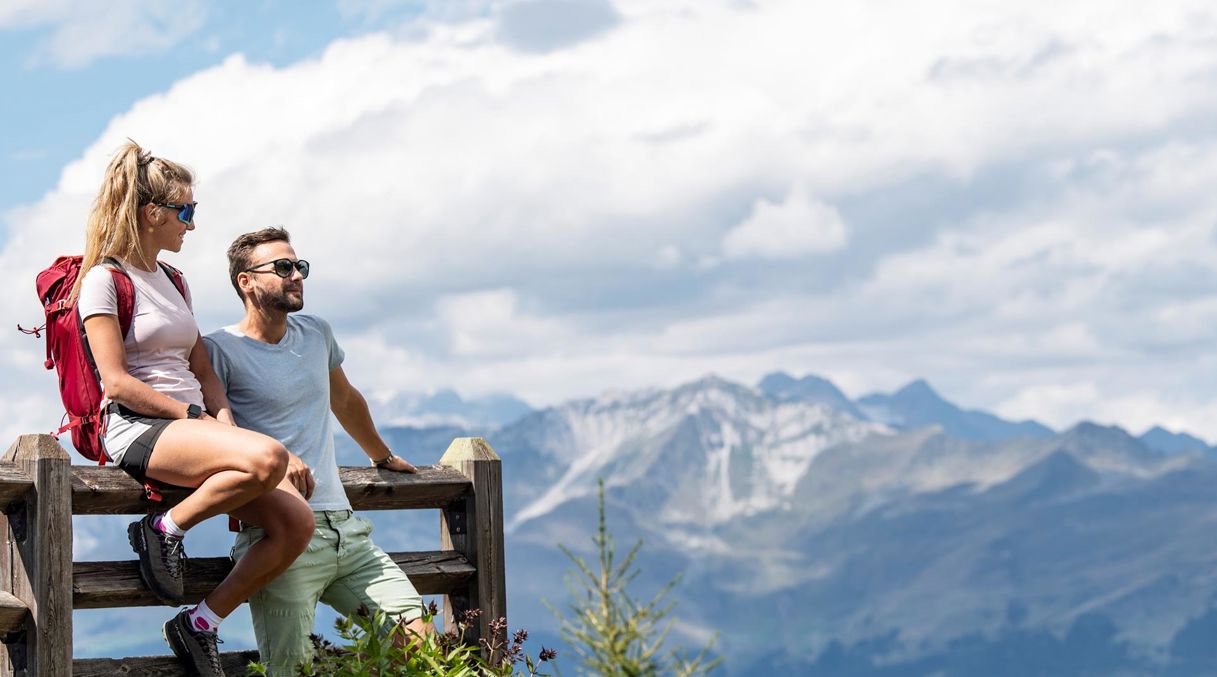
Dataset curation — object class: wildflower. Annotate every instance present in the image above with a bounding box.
[539,647,558,662]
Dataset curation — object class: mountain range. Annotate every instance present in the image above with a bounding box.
[71,372,1217,676]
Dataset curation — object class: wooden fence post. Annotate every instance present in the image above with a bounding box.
[0,435,72,677]
[440,437,506,657]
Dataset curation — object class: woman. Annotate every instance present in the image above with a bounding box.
[75,141,315,677]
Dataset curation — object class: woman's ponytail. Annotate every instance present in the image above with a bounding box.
[71,141,193,299]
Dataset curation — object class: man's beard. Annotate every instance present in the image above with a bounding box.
[259,287,303,312]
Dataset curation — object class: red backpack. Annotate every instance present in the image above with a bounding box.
[20,256,185,466]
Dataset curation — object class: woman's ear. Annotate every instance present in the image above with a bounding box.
[138,202,156,225]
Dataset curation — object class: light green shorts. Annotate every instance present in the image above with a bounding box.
[231,509,423,676]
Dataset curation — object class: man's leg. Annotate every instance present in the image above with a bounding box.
[232,519,337,676]
[319,513,429,644]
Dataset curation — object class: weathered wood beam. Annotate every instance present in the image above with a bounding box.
[71,464,471,514]
[73,550,475,609]
[73,650,259,676]
[0,591,28,634]
[1,434,73,677]
[440,437,506,657]
[0,464,32,508]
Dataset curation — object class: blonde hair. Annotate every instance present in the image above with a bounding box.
[71,140,193,298]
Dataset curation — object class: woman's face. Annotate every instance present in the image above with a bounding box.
[146,186,196,254]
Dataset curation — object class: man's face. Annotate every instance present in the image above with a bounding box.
[243,241,305,312]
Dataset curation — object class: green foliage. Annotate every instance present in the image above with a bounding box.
[548,479,721,677]
[245,603,558,677]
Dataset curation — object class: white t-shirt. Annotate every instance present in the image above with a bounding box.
[77,260,204,409]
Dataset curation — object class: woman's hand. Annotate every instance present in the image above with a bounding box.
[285,452,316,499]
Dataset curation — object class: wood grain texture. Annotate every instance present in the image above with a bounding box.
[0,591,27,634]
[73,550,475,609]
[440,437,506,657]
[3,435,73,677]
[73,650,260,676]
[0,465,32,509]
[71,464,471,514]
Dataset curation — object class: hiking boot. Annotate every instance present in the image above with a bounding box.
[163,608,226,677]
[128,514,185,604]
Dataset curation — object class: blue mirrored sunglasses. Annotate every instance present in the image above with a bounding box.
[157,201,197,225]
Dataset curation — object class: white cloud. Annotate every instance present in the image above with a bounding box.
[435,288,575,358]
[722,186,847,259]
[0,0,208,68]
[6,0,1217,440]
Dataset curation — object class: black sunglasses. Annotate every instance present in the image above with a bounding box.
[156,201,197,225]
[244,258,310,279]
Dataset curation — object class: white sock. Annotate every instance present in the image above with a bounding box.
[186,600,225,634]
[154,510,186,538]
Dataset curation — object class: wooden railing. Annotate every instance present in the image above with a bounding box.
[0,434,506,676]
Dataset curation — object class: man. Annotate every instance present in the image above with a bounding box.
[204,227,429,675]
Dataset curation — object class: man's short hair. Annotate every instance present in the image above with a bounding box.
[228,226,292,300]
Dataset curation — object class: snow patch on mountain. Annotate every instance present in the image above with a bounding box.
[511,375,887,529]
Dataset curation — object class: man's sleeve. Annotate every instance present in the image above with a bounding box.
[202,336,230,391]
[316,316,345,371]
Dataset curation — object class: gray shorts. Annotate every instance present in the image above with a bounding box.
[103,403,174,482]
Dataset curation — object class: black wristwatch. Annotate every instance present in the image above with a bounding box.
[186,404,203,420]
[374,453,397,468]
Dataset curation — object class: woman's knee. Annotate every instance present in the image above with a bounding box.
[249,440,289,489]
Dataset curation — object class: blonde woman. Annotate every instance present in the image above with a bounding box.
[75,141,315,677]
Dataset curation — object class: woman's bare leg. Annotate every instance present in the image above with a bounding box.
[143,418,289,529]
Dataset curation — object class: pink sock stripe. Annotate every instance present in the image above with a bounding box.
[188,606,212,632]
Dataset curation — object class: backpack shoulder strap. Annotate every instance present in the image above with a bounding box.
[156,260,187,300]
[101,257,136,339]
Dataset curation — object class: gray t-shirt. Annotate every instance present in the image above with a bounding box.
[204,315,350,511]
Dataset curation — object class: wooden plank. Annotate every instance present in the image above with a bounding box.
[0,591,27,635]
[0,465,32,509]
[440,437,506,657]
[0,495,16,675]
[71,464,471,514]
[2,435,73,677]
[73,550,475,609]
[73,650,259,676]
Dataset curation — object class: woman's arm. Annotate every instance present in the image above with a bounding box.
[188,334,235,426]
[83,314,203,420]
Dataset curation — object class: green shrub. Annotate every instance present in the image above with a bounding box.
[548,479,721,676]
[245,603,557,677]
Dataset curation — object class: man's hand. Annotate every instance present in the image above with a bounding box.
[286,452,316,499]
[380,454,418,474]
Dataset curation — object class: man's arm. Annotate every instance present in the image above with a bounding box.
[330,366,417,473]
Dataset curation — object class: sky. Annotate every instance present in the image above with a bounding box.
[4,0,1217,441]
